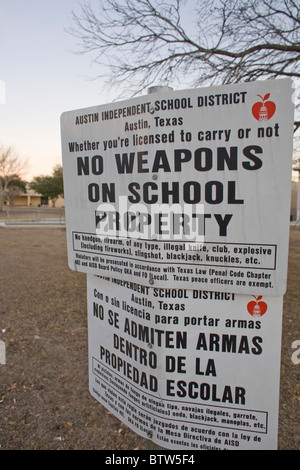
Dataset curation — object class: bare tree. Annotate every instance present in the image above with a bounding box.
[5,177,27,207]
[69,0,300,96]
[0,145,27,210]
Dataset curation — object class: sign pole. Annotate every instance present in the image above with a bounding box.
[145,85,173,451]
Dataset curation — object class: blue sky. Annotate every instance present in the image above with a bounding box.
[0,0,115,180]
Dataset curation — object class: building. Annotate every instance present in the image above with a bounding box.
[291,167,300,223]
[4,184,65,208]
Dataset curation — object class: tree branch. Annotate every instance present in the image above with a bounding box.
[68,0,300,95]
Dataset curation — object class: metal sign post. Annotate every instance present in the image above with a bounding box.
[145,86,172,451]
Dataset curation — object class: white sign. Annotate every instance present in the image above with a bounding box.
[87,275,283,450]
[61,79,294,295]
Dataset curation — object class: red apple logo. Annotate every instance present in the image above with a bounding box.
[252,93,276,121]
[247,295,268,317]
